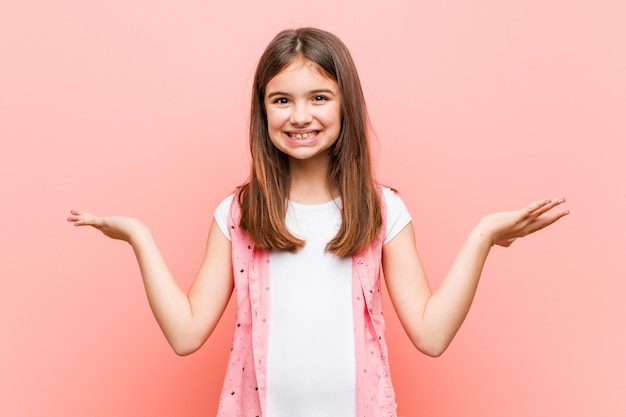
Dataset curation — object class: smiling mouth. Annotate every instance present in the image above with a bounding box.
[288,131,318,139]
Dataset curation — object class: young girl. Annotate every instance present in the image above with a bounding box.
[67,27,569,417]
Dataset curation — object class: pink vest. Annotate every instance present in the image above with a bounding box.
[217,195,397,417]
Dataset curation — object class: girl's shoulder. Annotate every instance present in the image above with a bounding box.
[381,186,396,201]
[213,193,236,241]
[381,186,405,210]
[381,186,412,244]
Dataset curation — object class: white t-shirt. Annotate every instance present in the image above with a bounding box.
[214,188,411,417]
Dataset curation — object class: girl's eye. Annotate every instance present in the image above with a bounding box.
[312,95,328,102]
[274,97,289,104]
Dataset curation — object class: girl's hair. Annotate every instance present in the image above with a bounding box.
[238,27,382,257]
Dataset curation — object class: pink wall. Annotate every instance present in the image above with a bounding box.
[2,1,624,416]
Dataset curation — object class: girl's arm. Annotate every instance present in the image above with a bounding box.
[67,211,234,356]
[382,198,569,357]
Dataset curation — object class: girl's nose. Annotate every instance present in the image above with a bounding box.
[290,103,313,126]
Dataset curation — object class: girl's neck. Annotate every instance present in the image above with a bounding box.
[288,157,337,204]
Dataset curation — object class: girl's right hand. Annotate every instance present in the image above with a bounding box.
[67,210,146,243]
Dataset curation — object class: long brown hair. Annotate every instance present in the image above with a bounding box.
[238,27,382,257]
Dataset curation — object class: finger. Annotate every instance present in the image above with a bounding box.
[67,210,84,221]
[70,217,91,226]
[67,215,83,223]
[70,209,96,218]
[525,199,552,216]
[515,200,550,223]
[530,198,567,221]
[523,198,566,222]
[526,209,570,234]
[69,213,100,227]
[73,220,96,227]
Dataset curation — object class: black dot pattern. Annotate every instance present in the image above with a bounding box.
[216,190,398,416]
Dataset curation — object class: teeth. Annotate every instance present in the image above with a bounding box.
[290,131,316,139]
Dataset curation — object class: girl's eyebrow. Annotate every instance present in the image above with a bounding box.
[266,88,336,99]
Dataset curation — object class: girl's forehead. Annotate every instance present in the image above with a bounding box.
[270,57,334,84]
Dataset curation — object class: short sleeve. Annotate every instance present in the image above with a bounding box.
[382,187,412,244]
[214,194,235,241]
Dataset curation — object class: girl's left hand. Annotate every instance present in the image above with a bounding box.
[478,198,570,247]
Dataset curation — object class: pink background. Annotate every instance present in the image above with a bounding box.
[2,1,624,416]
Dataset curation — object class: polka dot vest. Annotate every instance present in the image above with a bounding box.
[217,193,397,417]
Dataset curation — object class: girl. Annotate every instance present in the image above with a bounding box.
[67,27,569,417]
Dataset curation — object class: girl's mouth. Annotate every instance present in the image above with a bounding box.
[288,131,318,140]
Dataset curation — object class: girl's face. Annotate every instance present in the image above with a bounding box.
[264,58,341,167]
